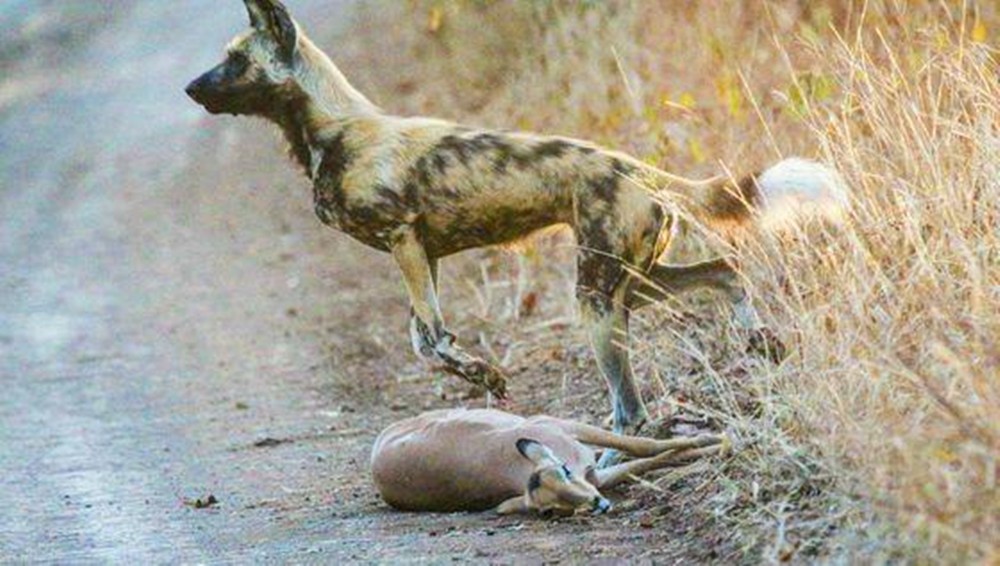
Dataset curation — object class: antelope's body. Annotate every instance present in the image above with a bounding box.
[371,408,722,515]
[372,409,596,512]
[186,1,847,467]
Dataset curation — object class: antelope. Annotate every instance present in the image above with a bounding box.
[370,408,725,516]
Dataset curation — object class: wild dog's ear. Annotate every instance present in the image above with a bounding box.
[515,438,560,466]
[243,0,298,63]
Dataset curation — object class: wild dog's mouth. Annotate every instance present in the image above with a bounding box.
[185,87,224,115]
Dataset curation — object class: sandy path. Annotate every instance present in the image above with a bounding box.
[0,2,720,562]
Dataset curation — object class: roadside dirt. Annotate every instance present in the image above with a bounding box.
[0,2,732,563]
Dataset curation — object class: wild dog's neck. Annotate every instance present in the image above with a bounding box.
[271,91,324,178]
[270,37,376,179]
[295,37,376,118]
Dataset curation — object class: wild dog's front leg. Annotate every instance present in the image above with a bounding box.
[392,227,508,398]
[408,258,446,358]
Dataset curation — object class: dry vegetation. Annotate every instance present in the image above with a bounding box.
[338,1,998,561]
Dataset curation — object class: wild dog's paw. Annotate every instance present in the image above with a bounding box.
[431,338,508,398]
[462,359,509,399]
[410,317,458,359]
[440,357,508,399]
[409,316,436,358]
[746,327,787,363]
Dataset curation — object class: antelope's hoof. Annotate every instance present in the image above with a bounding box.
[746,327,787,363]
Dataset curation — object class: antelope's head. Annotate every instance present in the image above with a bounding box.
[496,438,611,517]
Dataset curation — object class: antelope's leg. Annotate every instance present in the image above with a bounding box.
[594,444,723,490]
[556,419,720,458]
[392,227,507,398]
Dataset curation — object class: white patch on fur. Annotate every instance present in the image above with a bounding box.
[309,143,324,180]
[757,158,849,229]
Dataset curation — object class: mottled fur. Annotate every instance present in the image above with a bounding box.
[188,1,840,463]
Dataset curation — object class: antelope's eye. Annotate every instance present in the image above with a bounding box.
[561,465,572,479]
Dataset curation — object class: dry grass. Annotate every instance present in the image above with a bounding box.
[338,1,999,561]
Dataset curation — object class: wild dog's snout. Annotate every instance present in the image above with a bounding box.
[185,61,235,114]
[184,75,207,103]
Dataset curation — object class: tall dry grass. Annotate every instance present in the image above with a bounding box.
[341,1,999,561]
[748,17,1000,560]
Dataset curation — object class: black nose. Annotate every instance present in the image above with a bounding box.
[184,79,204,102]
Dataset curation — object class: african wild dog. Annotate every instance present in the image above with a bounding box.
[186,0,847,466]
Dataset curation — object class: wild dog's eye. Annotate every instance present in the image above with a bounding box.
[561,465,572,479]
[227,52,251,75]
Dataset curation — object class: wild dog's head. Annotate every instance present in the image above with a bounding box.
[185,0,303,117]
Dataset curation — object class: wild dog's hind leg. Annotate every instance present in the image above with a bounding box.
[626,258,739,311]
[576,248,647,467]
[392,226,507,397]
[582,296,645,468]
[627,258,786,362]
[575,175,667,467]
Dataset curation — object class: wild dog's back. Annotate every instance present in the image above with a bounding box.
[397,128,597,255]
[326,116,631,257]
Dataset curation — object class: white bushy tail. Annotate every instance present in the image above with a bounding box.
[755,157,849,229]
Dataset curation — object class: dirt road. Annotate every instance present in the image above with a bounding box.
[0,2,724,562]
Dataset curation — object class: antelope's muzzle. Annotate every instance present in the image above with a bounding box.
[591,496,612,515]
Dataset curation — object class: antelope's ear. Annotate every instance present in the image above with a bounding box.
[243,0,298,62]
[495,495,530,515]
[515,438,559,466]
